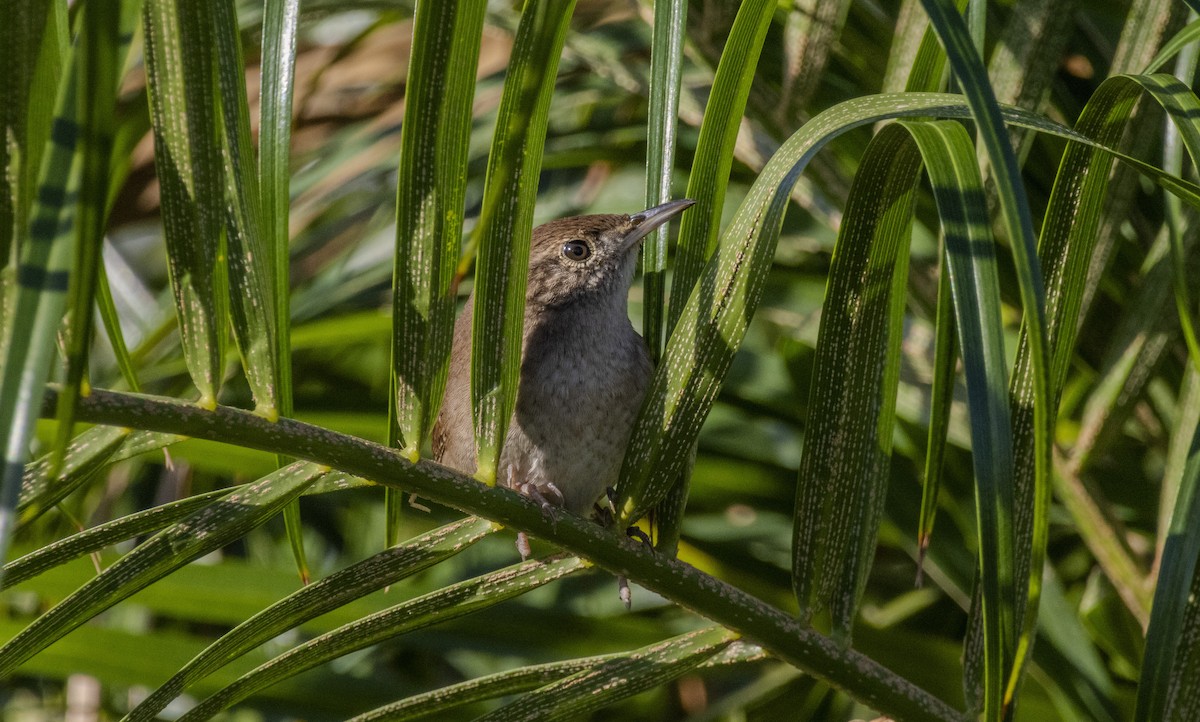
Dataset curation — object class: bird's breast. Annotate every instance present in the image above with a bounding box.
[504,309,651,512]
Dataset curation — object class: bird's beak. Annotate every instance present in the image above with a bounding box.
[622,198,696,252]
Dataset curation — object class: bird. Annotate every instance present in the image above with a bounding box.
[432,199,695,534]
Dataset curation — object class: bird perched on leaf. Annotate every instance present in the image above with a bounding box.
[433,199,694,548]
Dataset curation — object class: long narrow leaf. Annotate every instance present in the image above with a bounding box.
[50,0,126,473]
[142,0,227,406]
[260,0,299,417]
[128,517,496,720]
[641,0,687,362]
[666,0,774,334]
[1135,365,1200,721]
[793,124,924,640]
[213,0,279,417]
[388,0,487,543]
[177,556,587,720]
[903,119,1015,720]
[470,0,577,483]
[0,36,80,574]
[2,489,228,588]
[918,3,1052,713]
[0,462,327,675]
[475,626,736,722]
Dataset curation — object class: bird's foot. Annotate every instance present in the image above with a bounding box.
[599,488,655,610]
[595,486,620,527]
[518,479,565,514]
[510,472,565,560]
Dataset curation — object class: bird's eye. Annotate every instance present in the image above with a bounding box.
[561,240,591,261]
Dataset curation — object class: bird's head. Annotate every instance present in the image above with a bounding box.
[525,199,694,308]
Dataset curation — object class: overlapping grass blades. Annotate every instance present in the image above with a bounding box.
[472,626,736,722]
[50,0,134,473]
[17,425,182,524]
[794,117,1014,700]
[614,92,1092,530]
[793,126,925,640]
[0,462,327,675]
[3,488,227,588]
[126,517,495,720]
[0,22,79,576]
[212,0,280,418]
[640,0,687,364]
[918,3,1052,717]
[642,0,689,554]
[665,0,773,334]
[176,556,587,720]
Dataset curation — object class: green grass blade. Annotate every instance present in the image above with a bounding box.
[1134,364,1200,721]
[0,37,80,575]
[213,0,279,418]
[641,0,687,362]
[1,0,66,297]
[903,119,1015,722]
[475,626,736,722]
[918,2,1052,713]
[470,0,577,484]
[127,517,495,721]
[349,653,627,722]
[917,247,957,577]
[391,0,487,455]
[214,0,310,583]
[349,641,763,722]
[95,77,150,394]
[792,124,923,640]
[0,461,327,676]
[1131,74,1200,372]
[643,0,690,552]
[2,489,227,588]
[50,0,127,474]
[258,0,306,582]
[260,0,299,420]
[883,0,942,93]
[16,426,183,535]
[17,425,128,523]
[388,0,487,544]
[666,0,774,334]
[95,213,140,393]
[177,556,587,721]
[142,0,227,406]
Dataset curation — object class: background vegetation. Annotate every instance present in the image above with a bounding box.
[2,0,1199,720]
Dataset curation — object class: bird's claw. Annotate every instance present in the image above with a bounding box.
[512,476,565,559]
[626,525,654,549]
[519,479,565,513]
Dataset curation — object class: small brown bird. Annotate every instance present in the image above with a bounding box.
[433,199,695,521]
